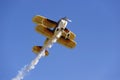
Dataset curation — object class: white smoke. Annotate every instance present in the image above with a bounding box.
[12,30,62,80]
[12,50,45,80]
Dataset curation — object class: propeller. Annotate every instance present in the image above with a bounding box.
[62,17,72,22]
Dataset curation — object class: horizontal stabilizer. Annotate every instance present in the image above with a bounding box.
[32,46,49,56]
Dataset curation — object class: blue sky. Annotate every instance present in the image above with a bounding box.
[0,0,120,80]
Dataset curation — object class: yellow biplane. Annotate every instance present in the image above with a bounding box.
[32,15,76,56]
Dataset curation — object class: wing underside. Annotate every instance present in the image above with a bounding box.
[32,15,57,28]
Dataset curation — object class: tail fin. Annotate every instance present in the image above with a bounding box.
[32,46,49,56]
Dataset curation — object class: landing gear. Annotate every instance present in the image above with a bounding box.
[65,31,71,39]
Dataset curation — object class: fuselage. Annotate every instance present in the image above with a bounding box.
[54,18,68,38]
[43,18,68,49]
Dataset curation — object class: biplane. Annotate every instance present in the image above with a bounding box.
[32,15,76,56]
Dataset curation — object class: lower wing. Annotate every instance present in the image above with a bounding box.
[35,24,76,48]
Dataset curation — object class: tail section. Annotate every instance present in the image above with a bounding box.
[32,46,49,56]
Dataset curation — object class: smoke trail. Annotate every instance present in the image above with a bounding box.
[12,31,62,80]
[12,50,45,80]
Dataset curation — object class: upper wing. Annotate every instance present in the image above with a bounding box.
[35,24,76,48]
[32,15,58,28]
